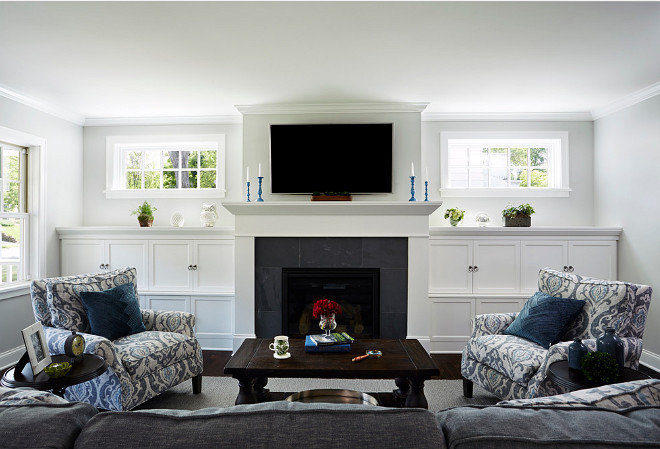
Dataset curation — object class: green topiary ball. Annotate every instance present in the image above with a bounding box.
[581,351,620,384]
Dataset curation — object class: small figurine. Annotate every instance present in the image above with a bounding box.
[200,203,218,227]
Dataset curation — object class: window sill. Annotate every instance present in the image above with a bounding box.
[439,188,571,198]
[0,281,30,301]
[105,189,227,200]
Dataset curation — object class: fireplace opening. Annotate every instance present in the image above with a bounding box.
[282,268,380,339]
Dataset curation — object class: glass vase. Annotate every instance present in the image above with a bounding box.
[319,313,337,336]
[450,218,461,227]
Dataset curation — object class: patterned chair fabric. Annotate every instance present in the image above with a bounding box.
[461,268,652,400]
[30,267,203,411]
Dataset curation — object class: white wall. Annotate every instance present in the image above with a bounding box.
[82,124,243,227]
[594,95,660,367]
[422,120,595,227]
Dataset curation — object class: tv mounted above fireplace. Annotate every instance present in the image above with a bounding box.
[270,123,393,194]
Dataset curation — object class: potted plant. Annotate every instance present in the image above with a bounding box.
[131,200,157,227]
[444,208,465,227]
[502,203,535,227]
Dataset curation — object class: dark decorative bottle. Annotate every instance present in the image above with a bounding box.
[597,327,624,370]
[568,338,589,370]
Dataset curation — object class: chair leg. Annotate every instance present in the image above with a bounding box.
[462,378,473,398]
[192,374,202,394]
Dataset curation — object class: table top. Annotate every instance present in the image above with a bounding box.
[1,354,107,391]
[548,360,650,391]
[224,338,439,380]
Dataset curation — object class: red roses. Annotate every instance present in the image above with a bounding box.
[312,299,342,318]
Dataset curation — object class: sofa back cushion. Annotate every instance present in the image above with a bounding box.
[46,267,139,332]
[76,401,446,449]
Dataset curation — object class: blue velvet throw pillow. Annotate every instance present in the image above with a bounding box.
[504,291,585,349]
[79,282,145,341]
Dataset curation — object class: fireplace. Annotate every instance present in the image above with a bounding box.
[283,268,380,339]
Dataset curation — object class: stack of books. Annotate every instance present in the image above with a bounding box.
[304,332,355,353]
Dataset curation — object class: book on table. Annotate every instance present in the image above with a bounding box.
[304,335,351,353]
[309,332,355,346]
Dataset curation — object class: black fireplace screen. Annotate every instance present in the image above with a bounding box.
[282,268,380,339]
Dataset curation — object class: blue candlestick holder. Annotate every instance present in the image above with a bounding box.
[424,181,429,202]
[257,176,264,202]
[409,176,416,201]
[246,181,251,202]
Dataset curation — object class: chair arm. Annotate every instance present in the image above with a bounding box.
[470,313,518,338]
[141,309,196,337]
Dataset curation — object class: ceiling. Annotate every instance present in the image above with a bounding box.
[1,1,659,123]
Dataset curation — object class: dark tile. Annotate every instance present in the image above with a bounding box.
[255,311,282,338]
[300,237,362,268]
[255,267,282,312]
[379,268,408,313]
[379,312,407,339]
[255,238,300,268]
[363,238,408,269]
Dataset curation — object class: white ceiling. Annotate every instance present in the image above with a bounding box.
[1,1,659,123]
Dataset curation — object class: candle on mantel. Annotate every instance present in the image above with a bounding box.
[259,163,262,177]
[425,168,429,182]
[411,162,415,177]
[246,166,250,181]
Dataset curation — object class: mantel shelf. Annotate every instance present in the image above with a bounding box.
[221,201,443,216]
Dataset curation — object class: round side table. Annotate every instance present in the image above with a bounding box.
[1,353,107,397]
[548,360,650,392]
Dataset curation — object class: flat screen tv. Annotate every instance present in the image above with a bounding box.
[270,123,393,194]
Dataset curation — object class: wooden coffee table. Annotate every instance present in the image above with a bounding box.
[224,338,439,409]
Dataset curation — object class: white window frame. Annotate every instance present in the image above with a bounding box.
[440,131,570,197]
[105,134,226,199]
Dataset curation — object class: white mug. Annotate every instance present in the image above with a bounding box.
[269,335,289,357]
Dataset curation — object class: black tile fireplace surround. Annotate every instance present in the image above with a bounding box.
[255,237,408,339]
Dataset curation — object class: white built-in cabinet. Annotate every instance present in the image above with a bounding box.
[428,227,621,353]
[57,227,235,350]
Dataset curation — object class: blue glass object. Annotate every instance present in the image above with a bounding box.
[257,176,264,202]
[424,181,429,201]
[597,327,624,369]
[568,338,589,370]
[409,176,416,201]
[246,181,251,202]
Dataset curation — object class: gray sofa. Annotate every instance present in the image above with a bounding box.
[1,380,659,449]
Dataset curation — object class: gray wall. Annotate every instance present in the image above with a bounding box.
[594,95,660,364]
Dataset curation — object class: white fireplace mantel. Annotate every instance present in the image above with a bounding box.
[222,201,442,216]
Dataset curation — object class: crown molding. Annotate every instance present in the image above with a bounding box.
[0,84,85,126]
[591,81,660,120]
[84,115,243,127]
[235,102,430,115]
[421,111,593,122]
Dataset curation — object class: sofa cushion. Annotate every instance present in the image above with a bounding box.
[504,291,584,348]
[0,402,98,449]
[436,404,660,449]
[79,282,146,340]
[538,268,633,340]
[464,334,547,385]
[114,331,199,380]
[76,401,446,449]
[47,267,139,332]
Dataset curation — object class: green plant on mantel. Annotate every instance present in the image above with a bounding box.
[502,203,535,218]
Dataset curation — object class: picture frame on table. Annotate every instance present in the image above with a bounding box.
[21,322,51,375]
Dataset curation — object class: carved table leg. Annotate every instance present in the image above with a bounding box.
[253,376,271,402]
[393,377,410,404]
[234,376,256,405]
[405,379,429,409]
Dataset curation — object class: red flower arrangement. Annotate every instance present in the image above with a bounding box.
[312,299,342,318]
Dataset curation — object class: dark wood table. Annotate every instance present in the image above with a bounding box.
[548,360,650,392]
[1,354,107,397]
[224,338,439,409]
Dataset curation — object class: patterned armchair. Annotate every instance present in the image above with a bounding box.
[461,268,652,400]
[30,267,203,410]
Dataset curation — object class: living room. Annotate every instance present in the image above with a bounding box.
[0,0,659,405]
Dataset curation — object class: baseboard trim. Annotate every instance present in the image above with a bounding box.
[640,349,660,373]
[0,346,24,370]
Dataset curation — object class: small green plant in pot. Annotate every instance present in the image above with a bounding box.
[581,351,620,384]
[444,208,465,227]
[502,203,535,227]
[131,201,157,227]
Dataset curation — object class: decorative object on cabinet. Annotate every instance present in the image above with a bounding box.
[29,267,204,410]
[461,267,652,400]
[130,201,157,227]
[444,208,465,227]
[170,211,184,227]
[200,203,218,227]
[502,203,535,227]
[475,213,490,227]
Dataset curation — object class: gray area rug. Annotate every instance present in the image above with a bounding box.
[136,377,499,412]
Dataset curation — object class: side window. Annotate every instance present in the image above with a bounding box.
[0,141,28,284]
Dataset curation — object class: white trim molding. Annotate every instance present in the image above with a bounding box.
[640,349,660,373]
[423,112,592,122]
[235,102,429,115]
[0,83,85,126]
[85,115,242,127]
[591,81,660,120]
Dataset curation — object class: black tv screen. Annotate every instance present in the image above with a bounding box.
[270,123,393,194]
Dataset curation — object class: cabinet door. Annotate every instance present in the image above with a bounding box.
[60,240,105,276]
[473,240,520,294]
[521,241,568,293]
[150,240,193,291]
[144,295,189,313]
[429,240,473,294]
[106,240,148,289]
[193,240,234,292]
[430,298,474,352]
[568,241,617,280]
[476,297,524,315]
